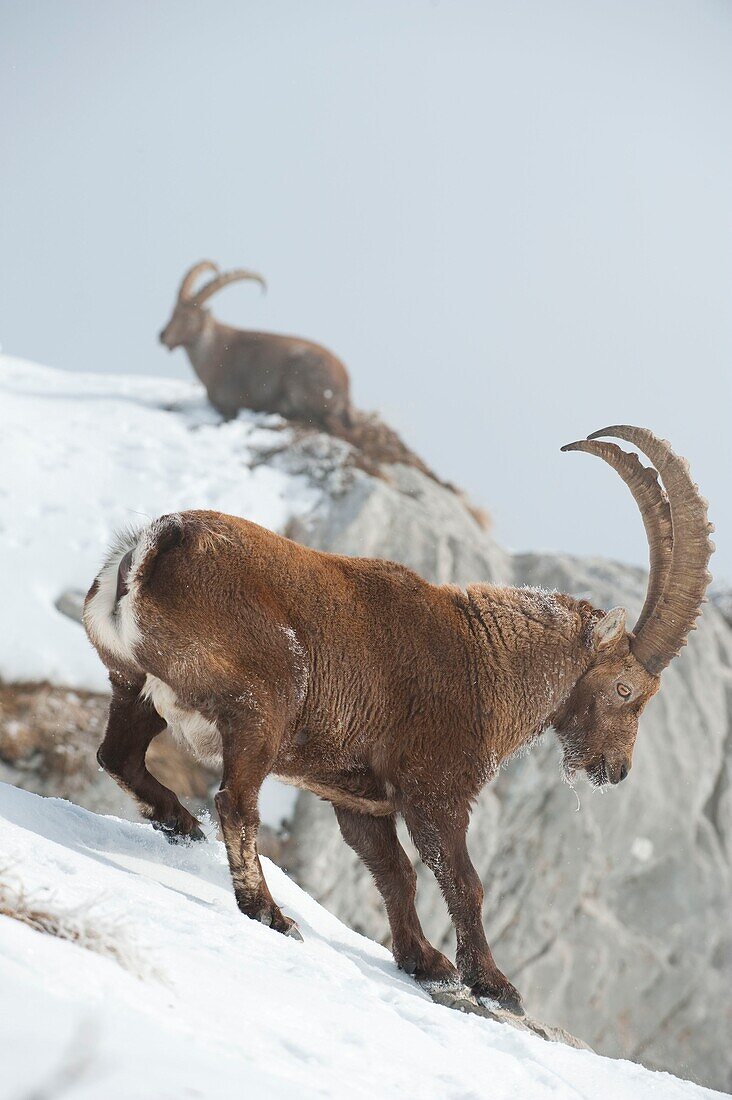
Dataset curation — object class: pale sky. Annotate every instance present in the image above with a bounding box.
[2,0,731,576]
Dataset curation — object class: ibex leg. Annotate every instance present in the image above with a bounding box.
[334,806,458,987]
[216,717,301,939]
[98,675,204,841]
[403,800,524,1015]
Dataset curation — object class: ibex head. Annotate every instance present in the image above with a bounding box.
[159,260,267,350]
[554,427,713,786]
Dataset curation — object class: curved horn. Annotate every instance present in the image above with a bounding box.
[192,269,267,306]
[178,260,220,302]
[587,426,714,675]
[561,439,673,635]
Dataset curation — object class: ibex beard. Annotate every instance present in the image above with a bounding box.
[83,426,712,1017]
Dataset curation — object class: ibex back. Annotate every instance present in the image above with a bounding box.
[83,427,712,1016]
[160,260,352,430]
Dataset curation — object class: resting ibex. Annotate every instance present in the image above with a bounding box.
[160,261,353,430]
[83,427,712,1016]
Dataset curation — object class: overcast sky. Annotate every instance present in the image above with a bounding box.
[2,0,731,577]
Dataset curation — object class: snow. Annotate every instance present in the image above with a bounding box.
[1,355,318,691]
[0,783,722,1100]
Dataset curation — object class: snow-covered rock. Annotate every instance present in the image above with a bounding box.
[0,783,723,1100]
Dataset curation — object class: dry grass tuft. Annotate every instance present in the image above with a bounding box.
[0,864,162,982]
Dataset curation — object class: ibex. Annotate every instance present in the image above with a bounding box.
[83,427,712,1016]
[160,261,353,430]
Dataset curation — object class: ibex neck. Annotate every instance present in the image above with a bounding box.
[186,314,222,385]
[463,584,597,766]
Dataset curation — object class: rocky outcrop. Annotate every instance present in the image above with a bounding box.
[427,986,591,1050]
[278,454,732,1093]
[285,459,508,585]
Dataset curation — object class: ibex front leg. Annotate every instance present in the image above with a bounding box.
[403,800,524,1015]
[216,719,301,939]
[334,807,459,988]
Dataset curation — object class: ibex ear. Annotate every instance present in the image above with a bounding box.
[593,607,627,652]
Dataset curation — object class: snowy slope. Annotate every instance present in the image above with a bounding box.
[0,783,722,1100]
[2,355,317,690]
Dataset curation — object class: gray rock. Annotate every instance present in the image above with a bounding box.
[429,987,592,1050]
[710,580,732,628]
[279,452,732,1092]
[55,589,85,624]
[287,460,511,586]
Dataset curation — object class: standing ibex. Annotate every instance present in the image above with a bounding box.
[83,427,712,1016]
[160,261,353,430]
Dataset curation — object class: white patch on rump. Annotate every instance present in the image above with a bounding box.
[142,675,222,768]
[82,530,143,666]
[83,515,183,669]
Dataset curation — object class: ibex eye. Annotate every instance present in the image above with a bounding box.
[616,683,631,699]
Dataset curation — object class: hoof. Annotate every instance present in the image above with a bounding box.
[245,904,302,941]
[424,976,527,1021]
[400,947,460,987]
[153,819,205,844]
[276,912,303,940]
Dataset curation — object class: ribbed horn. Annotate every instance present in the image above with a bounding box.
[192,269,267,306]
[178,260,220,302]
[587,426,714,675]
[561,438,673,635]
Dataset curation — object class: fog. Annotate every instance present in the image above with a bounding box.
[2,0,730,575]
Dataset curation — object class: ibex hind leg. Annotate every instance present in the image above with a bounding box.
[98,674,205,842]
[216,712,302,940]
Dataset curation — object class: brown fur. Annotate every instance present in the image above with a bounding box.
[84,511,661,1013]
[160,301,352,432]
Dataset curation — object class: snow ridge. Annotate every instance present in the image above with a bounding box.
[0,783,721,1100]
